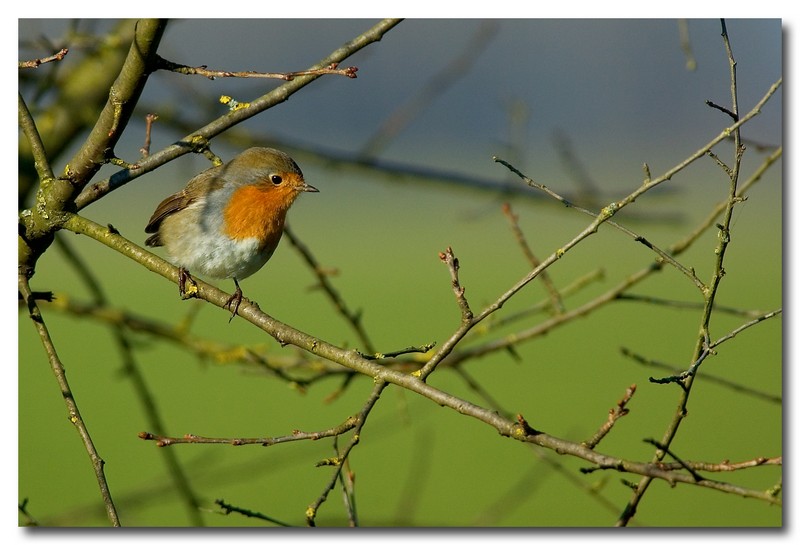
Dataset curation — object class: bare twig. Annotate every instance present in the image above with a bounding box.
[654,456,781,473]
[140,413,361,447]
[439,246,473,324]
[156,56,358,81]
[616,293,773,318]
[140,113,158,156]
[583,385,637,450]
[306,381,387,526]
[284,224,375,352]
[620,347,781,404]
[214,499,292,526]
[648,308,782,384]
[501,202,566,314]
[18,47,69,68]
[710,308,783,348]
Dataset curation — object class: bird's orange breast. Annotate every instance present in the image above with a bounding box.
[222,184,291,250]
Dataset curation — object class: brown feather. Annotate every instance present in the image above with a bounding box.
[144,167,226,244]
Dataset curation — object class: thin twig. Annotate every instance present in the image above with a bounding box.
[439,246,473,324]
[214,499,292,526]
[648,308,782,384]
[583,385,637,450]
[156,56,358,81]
[358,343,436,360]
[140,413,361,447]
[18,47,69,68]
[620,347,781,404]
[653,456,780,473]
[140,113,158,157]
[501,202,566,313]
[616,293,773,318]
[284,224,375,352]
[494,157,708,293]
[306,381,387,526]
[710,309,782,348]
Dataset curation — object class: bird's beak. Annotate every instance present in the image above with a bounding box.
[302,183,319,193]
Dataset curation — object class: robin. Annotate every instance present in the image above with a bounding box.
[145,147,318,319]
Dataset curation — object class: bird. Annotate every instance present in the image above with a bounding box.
[145,147,318,319]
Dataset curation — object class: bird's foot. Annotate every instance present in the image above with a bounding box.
[178,267,199,300]
[223,279,244,322]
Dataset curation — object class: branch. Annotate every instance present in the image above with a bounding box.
[18,92,54,190]
[654,456,781,473]
[306,381,386,526]
[583,385,637,450]
[156,56,358,80]
[18,47,69,68]
[439,246,473,324]
[140,416,360,447]
[215,499,291,527]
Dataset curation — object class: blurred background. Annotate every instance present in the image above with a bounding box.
[17,19,782,527]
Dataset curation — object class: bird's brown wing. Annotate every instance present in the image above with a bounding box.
[144,167,226,245]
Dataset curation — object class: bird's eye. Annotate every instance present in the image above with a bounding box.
[270,174,283,185]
